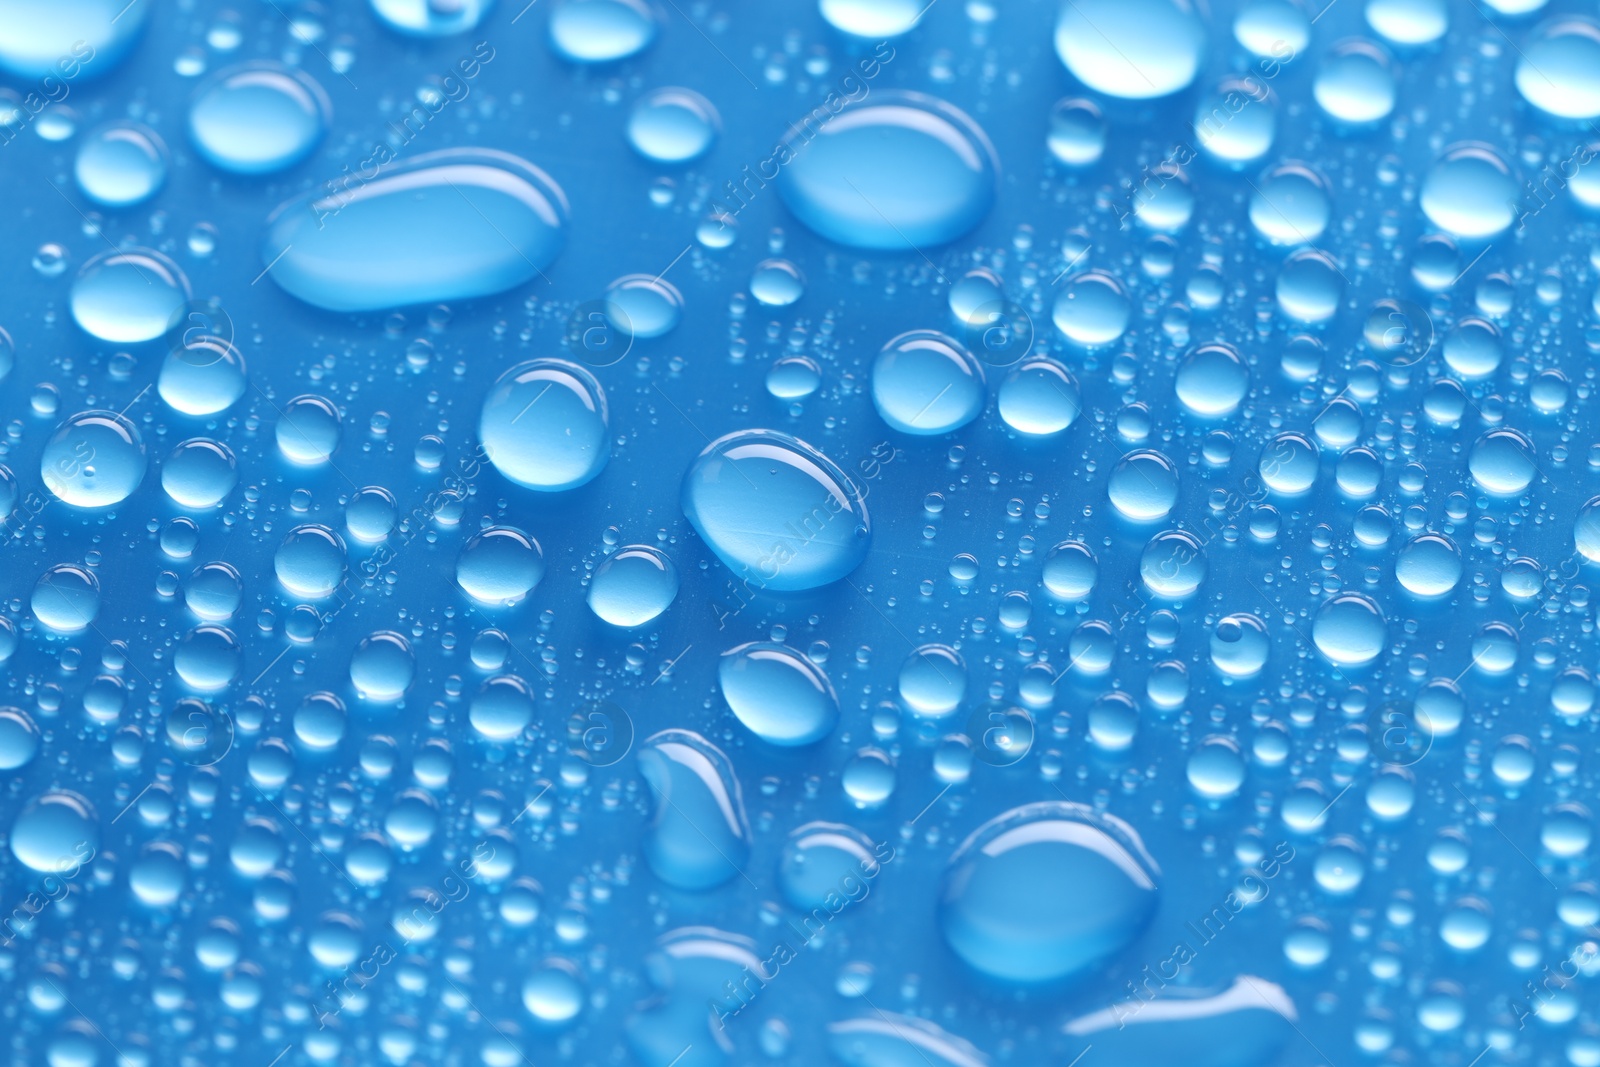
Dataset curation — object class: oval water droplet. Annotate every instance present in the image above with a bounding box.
[261,148,568,312]
[720,641,840,746]
[681,429,871,591]
[189,62,331,175]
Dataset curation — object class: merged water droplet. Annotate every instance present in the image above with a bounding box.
[636,730,751,890]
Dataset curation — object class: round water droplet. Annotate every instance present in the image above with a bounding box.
[627,87,719,163]
[523,959,585,1026]
[767,356,822,400]
[1313,592,1386,665]
[1468,428,1537,495]
[1055,0,1206,99]
[1517,17,1600,119]
[938,802,1160,983]
[779,822,881,910]
[1195,76,1276,165]
[587,544,678,626]
[275,524,347,599]
[370,0,493,36]
[1047,97,1106,166]
[547,0,656,62]
[604,275,682,339]
[1109,449,1179,521]
[998,357,1080,436]
[821,0,925,35]
[0,707,40,770]
[185,561,243,621]
[898,644,967,716]
[1140,530,1206,598]
[74,121,168,207]
[1313,39,1396,124]
[1175,342,1249,416]
[469,674,535,740]
[262,149,568,312]
[70,248,191,343]
[1042,540,1097,599]
[720,642,839,746]
[1250,161,1331,245]
[456,526,546,605]
[871,330,985,435]
[481,359,610,491]
[174,624,242,691]
[1235,0,1310,55]
[1188,736,1247,798]
[1396,533,1462,597]
[1421,143,1518,239]
[158,339,247,417]
[0,0,146,80]
[42,409,146,508]
[776,91,998,250]
[750,259,806,307]
[1211,613,1270,677]
[1053,270,1130,346]
[10,791,98,873]
[163,438,237,509]
[351,631,415,701]
[1276,248,1344,322]
[189,62,330,174]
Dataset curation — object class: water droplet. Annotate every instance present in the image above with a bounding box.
[456,526,546,605]
[42,409,146,507]
[189,62,331,174]
[1109,449,1180,521]
[262,149,568,312]
[370,0,493,36]
[1468,428,1537,495]
[1313,39,1396,125]
[820,0,926,36]
[1517,17,1600,118]
[1421,143,1518,239]
[871,330,986,435]
[70,248,191,343]
[718,641,839,746]
[627,87,719,163]
[548,0,656,63]
[938,801,1160,983]
[158,339,247,416]
[1312,592,1386,666]
[776,91,998,250]
[1053,270,1130,346]
[998,357,1080,436]
[10,791,98,873]
[587,544,679,626]
[481,358,610,491]
[74,121,168,207]
[1055,0,1206,98]
[636,729,751,889]
[1175,342,1249,416]
[275,523,348,599]
[681,429,871,591]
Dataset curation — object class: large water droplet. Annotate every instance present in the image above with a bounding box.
[681,429,871,592]
[0,0,145,80]
[158,339,248,417]
[70,248,191,343]
[9,790,98,873]
[480,358,610,491]
[1468,428,1537,495]
[1055,0,1205,99]
[1517,17,1600,119]
[189,62,331,175]
[776,91,998,250]
[1175,342,1249,416]
[162,438,237,510]
[871,330,986,435]
[938,802,1160,983]
[456,526,546,605]
[32,564,101,632]
[261,149,568,312]
[720,641,840,746]
[275,524,347,599]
